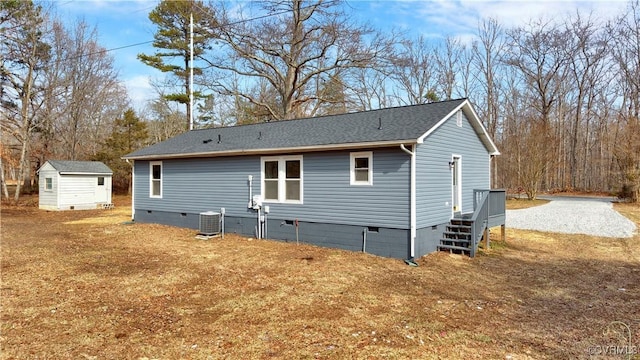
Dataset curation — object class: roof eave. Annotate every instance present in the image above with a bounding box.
[58,171,113,175]
[122,139,418,161]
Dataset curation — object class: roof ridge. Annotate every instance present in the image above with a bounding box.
[190,98,468,132]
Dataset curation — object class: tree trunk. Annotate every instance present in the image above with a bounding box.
[14,73,34,202]
[0,157,9,200]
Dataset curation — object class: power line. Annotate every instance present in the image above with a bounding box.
[62,2,319,63]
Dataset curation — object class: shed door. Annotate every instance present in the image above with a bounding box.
[95,176,108,202]
[452,156,462,213]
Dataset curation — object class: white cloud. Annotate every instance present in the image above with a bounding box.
[380,0,628,42]
[463,0,627,28]
[58,0,157,17]
[123,75,155,111]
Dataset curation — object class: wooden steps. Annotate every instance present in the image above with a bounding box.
[438,218,473,255]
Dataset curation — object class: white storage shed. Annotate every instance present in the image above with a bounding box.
[38,160,113,210]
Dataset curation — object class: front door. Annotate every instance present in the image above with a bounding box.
[452,156,462,213]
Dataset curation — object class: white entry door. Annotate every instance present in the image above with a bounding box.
[452,156,462,213]
[95,176,109,203]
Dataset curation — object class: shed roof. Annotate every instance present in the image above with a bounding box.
[124,98,499,160]
[44,160,113,175]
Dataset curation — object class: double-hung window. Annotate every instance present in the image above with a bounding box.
[45,177,53,191]
[350,152,373,186]
[150,161,162,198]
[262,156,303,203]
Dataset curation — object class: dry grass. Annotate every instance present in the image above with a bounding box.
[1,196,639,359]
[506,198,551,210]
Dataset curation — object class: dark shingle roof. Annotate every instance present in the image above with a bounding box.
[124,99,497,159]
[47,160,112,174]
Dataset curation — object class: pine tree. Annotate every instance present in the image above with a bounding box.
[94,109,148,194]
[138,0,215,130]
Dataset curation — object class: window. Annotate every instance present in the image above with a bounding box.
[45,177,53,191]
[285,160,301,201]
[150,161,162,198]
[261,156,303,203]
[350,152,373,185]
[456,110,463,127]
[97,177,105,186]
[264,160,279,200]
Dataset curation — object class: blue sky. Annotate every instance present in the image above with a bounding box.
[54,0,628,111]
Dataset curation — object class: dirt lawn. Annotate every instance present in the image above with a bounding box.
[1,196,639,359]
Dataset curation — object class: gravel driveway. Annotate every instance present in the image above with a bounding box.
[506,196,637,238]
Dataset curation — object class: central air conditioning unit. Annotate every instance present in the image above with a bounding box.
[199,211,221,236]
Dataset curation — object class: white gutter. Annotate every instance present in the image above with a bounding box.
[400,144,416,259]
[123,139,417,161]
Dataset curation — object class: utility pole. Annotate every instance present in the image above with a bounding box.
[189,11,194,130]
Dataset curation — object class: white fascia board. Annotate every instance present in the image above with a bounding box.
[123,139,418,161]
[463,101,501,156]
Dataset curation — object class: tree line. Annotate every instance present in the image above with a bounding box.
[2,0,639,202]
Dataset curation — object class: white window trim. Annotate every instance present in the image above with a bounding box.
[350,151,373,186]
[261,155,303,204]
[150,161,163,198]
[44,177,53,191]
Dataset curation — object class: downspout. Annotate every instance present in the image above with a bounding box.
[362,227,367,253]
[256,207,261,239]
[125,159,134,221]
[247,175,253,208]
[400,144,416,260]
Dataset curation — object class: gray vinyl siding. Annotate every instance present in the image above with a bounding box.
[266,148,409,228]
[133,147,410,229]
[415,111,491,228]
[135,156,261,217]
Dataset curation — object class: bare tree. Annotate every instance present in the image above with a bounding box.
[610,0,640,201]
[346,66,390,111]
[470,19,507,188]
[50,20,126,160]
[472,18,506,138]
[388,35,438,104]
[563,12,611,190]
[611,0,640,120]
[203,0,390,120]
[435,36,467,100]
[0,0,50,200]
[144,82,188,143]
[505,18,570,192]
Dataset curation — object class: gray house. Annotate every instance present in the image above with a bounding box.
[124,98,504,259]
